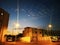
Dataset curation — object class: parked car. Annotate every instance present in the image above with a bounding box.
[58,36,60,41]
[51,36,60,42]
[5,35,16,42]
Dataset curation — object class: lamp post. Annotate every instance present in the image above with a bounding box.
[12,0,20,42]
[14,23,20,28]
[15,0,20,42]
[47,14,53,36]
[48,24,52,30]
[48,24,52,36]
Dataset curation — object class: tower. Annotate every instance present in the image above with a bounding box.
[0,8,9,42]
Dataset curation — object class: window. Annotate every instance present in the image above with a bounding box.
[40,32,41,34]
[0,21,2,29]
[35,31,37,33]
[1,13,3,16]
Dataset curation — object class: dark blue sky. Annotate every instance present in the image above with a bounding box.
[0,0,60,30]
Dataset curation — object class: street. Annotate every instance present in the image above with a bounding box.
[2,40,60,45]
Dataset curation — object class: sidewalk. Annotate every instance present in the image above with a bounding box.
[0,41,5,45]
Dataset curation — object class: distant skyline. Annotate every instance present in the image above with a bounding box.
[0,0,60,30]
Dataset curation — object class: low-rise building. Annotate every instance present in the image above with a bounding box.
[23,27,43,42]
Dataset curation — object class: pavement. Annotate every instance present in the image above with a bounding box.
[0,42,5,45]
[0,40,60,45]
[2,41,60,45]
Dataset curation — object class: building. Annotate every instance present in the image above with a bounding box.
[0,8,9,42]
[23,27,43,42]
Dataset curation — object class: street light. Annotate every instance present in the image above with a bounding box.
[48,24,52,32]
[15,23,20,28]
[48,24,52,36]
[48,24,52,28]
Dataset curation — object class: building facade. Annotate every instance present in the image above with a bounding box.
[0,8,9,42]
[23,27,43,42]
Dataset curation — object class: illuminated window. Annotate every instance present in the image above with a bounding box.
[1,13,3,15]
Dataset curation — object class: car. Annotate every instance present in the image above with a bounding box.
[5,35,16,42]
[51,36,60,42]
[51,36,58,42]
[58,36,60,41]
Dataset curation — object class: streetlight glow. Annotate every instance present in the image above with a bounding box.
[48,24,52,28]
[14,22,20,28]
[15,23,20,28]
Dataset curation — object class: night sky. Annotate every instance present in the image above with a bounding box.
[0,0,60,30]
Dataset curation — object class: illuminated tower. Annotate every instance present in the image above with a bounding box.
[0,8,9,42]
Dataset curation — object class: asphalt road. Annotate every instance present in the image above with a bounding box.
[3,40,60,45]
